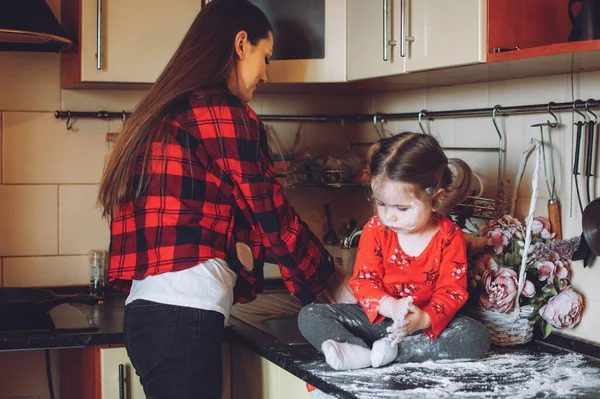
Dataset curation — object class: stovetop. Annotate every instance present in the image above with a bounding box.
[0,303,98,334]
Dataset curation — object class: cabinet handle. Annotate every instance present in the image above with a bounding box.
[96,0,103,70]
[401,0,415,58]
[118,364,125,399]
[400,0,406,57]
[383,0,389,61]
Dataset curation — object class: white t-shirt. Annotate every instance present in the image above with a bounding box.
[125,258,237,326]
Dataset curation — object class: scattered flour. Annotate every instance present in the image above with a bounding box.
[307,349,600,398]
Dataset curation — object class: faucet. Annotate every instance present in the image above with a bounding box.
[341,228,362,249]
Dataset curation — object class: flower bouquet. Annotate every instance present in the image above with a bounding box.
[466,215,584,345]
[464,139,584,346]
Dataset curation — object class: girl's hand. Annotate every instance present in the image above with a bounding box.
[386,306,431,345]
[379,296,414,322]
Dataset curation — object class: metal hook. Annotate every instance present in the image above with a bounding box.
[65,111,74,130]
[340,118,351,150]
[547,102,560,127]
[418,110,428,135]
[492,104,504,188]
[585,99,598,124]
[122,111,128,125]
[373,113,383,139]
[573,99,588,122]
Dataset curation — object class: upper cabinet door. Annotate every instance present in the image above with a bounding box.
[61,0,201,87]
[347,0,406,81]
[251,0,346,83]
[405,0,486,72]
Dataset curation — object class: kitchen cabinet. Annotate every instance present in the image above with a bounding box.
[60,343,232,399]
[257,0,347,83]
[99,347,145,399]
[60,0,201,88]
[488,0,600,62]
[347,0,486,81]
[231,343,312,399]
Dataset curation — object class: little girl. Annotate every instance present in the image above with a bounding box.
[298,132,491,370]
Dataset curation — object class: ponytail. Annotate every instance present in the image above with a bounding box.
[435,158,472,215]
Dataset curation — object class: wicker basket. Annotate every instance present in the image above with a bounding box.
[467,139,543,346]
[466,304,535,346]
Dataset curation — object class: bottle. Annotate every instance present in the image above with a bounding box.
[89,249,105,301]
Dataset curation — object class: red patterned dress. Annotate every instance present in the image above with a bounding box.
[349,215,468,339]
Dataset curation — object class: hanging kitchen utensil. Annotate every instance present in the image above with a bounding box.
[322,202,339,245]
[418,110,429,135]
[0,287,98,316]
[572,197,600,267]
[572,101,588,214]
[532,114,561,239]
[491,105,505,190]
[584,100,597,205]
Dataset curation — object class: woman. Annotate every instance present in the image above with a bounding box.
[97,1,346,397]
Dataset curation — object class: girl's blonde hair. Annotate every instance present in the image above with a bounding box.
[367,132,472,215]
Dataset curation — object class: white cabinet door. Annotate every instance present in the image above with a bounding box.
[347,0,406,81]
[99,347,145,399]
[265,0,346,83]
[79,0,201,83]
[231,343,313,399]
[405,0,486,72]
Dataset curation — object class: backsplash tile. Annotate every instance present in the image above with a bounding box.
[59,185,109,255]
[61,89,147,113]
[488,74,569,107]
[3,255,89,287]
[0,53,60,112]
[426,82,489,111]
[0,185,58,256]
[3,112,109,184]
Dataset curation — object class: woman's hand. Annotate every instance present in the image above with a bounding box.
[464,233,488,257]
[320,265,357,304]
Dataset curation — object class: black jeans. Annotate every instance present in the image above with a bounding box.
[124,299,225,399]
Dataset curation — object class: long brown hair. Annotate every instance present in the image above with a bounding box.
[367,132,472,215]
[98,0,272,219]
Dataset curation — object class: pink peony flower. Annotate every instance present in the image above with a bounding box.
[554,260,570,280]
[539,287,584,329]
[500,215,522,229]
[521,280,536,298]
[531,217,551,234]
[480,267,518,313]
[536,261,556,281]
[488,229,510,254]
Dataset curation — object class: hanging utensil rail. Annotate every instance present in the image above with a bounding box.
[54,99,599,125]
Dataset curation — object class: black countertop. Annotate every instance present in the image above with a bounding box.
[2,292,600,398]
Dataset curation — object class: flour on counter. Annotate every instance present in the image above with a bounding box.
[308,349,600,398]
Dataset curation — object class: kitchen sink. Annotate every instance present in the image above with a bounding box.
[230,291,309,345]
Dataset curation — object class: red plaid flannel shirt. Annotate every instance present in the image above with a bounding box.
[108,88,335,305]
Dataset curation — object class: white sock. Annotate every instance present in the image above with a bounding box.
[321,340,372,370]
[371,338,398,368]
[310,388,337,398]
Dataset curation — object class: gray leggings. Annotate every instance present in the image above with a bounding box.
[297,303,491,363]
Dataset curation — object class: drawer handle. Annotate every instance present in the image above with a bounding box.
[118,363,125,399]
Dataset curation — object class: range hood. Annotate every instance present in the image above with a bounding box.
[0,0,73,52]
